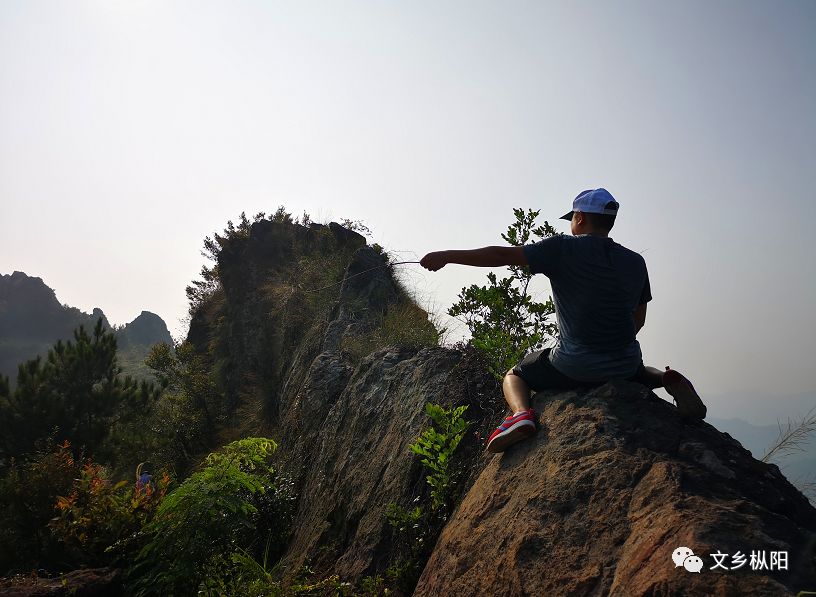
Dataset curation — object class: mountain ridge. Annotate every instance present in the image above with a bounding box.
[0,271,172,382]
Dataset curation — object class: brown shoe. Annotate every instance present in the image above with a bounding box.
[663,367,706,420]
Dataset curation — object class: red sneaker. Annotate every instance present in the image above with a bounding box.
[486,408,537,453]
[663,368,706,420]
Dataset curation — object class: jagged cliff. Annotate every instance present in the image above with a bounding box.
[186,220,816,596]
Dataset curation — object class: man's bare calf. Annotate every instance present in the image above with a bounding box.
[500,365,706,421]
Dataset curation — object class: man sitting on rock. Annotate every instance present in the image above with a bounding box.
[420,188,706,453]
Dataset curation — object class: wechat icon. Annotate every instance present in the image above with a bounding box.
[672,546,703,573]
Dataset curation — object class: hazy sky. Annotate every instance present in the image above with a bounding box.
[2,1,814,424]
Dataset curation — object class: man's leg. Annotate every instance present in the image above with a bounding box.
[485,367,538,453]
[636,364,707,420]
[487,349,580,453]
[637,365,666,389]
[502,368,532,414]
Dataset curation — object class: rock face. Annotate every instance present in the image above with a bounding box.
[413,381,816,596]
[186,220,458,579]
[277,345,462,580]
[187,219,370,416]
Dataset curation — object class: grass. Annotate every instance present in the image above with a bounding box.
[761,406,816,463]
[340,300,443,365]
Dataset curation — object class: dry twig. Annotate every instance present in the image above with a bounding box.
[761,406,816,463]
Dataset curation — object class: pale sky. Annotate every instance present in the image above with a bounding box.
[1,1,814,425]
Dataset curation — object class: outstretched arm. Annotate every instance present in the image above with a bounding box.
[420,246,528,271]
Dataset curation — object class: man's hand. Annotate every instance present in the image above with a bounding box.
[420,251,449,271]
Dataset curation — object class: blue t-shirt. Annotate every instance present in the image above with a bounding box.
[523,234,652,382]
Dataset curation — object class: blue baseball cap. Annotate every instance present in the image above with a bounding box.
[560,188,620,220]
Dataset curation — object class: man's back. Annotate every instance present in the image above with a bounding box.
[524,234,651,382]
[419,187,707,453]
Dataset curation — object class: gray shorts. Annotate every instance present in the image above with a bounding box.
[512,348,653,391]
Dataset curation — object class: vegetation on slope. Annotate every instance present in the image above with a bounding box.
[0,208,446,594]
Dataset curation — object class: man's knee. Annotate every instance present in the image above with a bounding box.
[505,367,518,379]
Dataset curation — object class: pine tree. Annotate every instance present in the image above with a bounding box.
[0,318,160,460]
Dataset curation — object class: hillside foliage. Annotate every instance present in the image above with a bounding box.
[0,210,479,592]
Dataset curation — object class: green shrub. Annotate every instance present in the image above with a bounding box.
[371,404,470,595]
[50,461,169,566]
[358,573,386,596]
[128,437,295,596]
[448,208,558,379]
[288,243,354,324]
[0,440,81,573]
[197,557,361,597]
[201,538,280,596]
[381,502,428,593]
[143,341,222,474]
[409,403,470,512]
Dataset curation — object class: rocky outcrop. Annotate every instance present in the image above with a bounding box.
[184,220,474,582]
[187,220,369,418]
[414,381,816,596]
[184,219,816,595]
[115,310,172,350]
[276,345,462,580]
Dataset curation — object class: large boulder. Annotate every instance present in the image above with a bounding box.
[414,381,816,596]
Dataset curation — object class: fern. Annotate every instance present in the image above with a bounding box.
[128,437,294,596]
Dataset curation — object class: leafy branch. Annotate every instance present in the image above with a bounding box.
[409,403,469,512]
[448,208,559,379]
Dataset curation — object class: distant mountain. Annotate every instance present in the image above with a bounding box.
[114,310,173,380]
[710,416,816,489]
[708,391,816,426]
[0,271,171,382]
[708,416,779,458]
[117,310,173,350]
